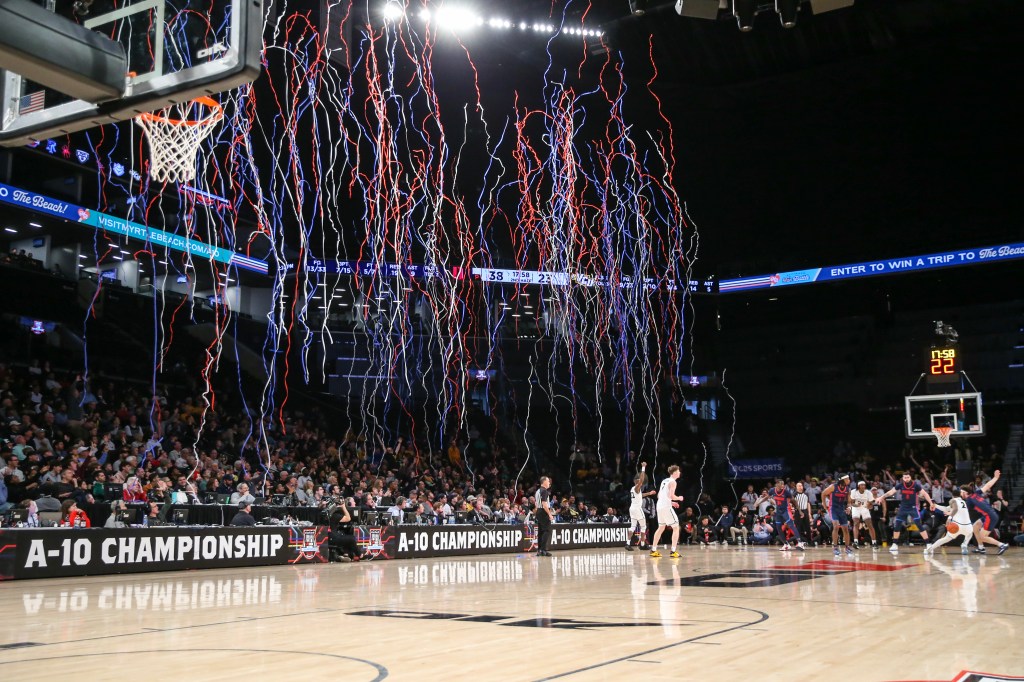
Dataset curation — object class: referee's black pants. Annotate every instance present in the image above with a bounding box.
[536,513,552,552]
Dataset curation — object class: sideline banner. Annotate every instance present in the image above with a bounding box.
[355,522,630,560]
[0,526,328,581]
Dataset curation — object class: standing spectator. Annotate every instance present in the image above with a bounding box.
[740,484,758,511]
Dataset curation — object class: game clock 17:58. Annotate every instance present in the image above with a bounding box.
[926,346,959,382]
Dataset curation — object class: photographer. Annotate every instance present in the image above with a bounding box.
[328,498,358,562]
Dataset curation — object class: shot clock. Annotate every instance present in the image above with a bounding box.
[926,346,960,383]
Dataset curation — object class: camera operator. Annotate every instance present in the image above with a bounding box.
[328,498,358,562]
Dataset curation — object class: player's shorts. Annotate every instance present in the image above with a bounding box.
[630,510,648,532]
[773,511,794,526]
[851,507,871,522]
[892,508,923,531]
[657,506,679,526]
[832,508,850,526]
[973,508,999,532]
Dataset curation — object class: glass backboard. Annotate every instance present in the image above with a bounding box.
[904,391,984,439]
[0,0,263,145]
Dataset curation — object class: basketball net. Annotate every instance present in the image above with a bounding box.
[135,96,223,184]
[933,426,953,448]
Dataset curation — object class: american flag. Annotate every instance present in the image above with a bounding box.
[19,91,45,114]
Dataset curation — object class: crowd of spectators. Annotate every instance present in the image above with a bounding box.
[2,356,1021,551]
[629,439,1023,549]
[0,359,619,528]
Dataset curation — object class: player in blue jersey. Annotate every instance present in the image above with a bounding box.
[961,470,1009,555]
[755,479,806,551]
[876,471,934,554]
[821,474,854,556]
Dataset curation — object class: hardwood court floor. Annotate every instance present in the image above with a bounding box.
[1,545,1022,681]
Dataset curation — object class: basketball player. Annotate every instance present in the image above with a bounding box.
[963,470,1009,555]
[876,471,934,554]
[650,465,684,558]
[821,474,854,556]
[625,462,655,551]
[849,480,878,548]
[755,479,806,551]
[924,488,973,555]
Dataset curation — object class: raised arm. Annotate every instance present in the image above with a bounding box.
[980,470,1001,494]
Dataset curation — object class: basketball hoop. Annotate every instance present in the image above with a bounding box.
[932,426,953,448]
[135,96,223,184]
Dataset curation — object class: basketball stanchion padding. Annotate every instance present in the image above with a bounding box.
[932,425,953,448]
[135,96,224,183]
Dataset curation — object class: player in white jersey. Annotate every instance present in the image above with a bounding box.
[650,465,684,558]
[625,462,655,551]
[924,490,974,555]
[849,481,878,548]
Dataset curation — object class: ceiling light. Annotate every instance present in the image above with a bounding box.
[78,254,87,259]
[4,227,17,233]
[776,0,799,27]
[629,0,648,15]
[113,256,123,261]
[29,222,42,228]
[733,0,756,31]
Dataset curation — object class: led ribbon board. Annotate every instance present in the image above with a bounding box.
[719,242,1024,293]
[0,182,268,274]
[305,258,717,294]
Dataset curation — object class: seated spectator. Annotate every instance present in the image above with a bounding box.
[468,497,490,523]
[145,501,163,525]
[60,499,91,527]
[696,516,716,546]
[104,500,129,528]
[730,506,751,545]
[714,505,733,544]
[17,499,40,527]
[229,483,255,506]
[123,476,147,503]
[386,496,406,522]
[230,501,256,527]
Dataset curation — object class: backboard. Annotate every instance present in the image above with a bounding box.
[904,391,984,439]
[0,0,263,145]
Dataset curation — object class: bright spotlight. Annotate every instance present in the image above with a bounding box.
[418,7,430,20]
[435,5,481,31]
[382,0,404,22]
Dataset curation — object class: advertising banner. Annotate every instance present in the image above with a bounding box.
[355,522,630,560]
[0,526,328,581]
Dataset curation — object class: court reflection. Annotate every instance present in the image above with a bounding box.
[19,573,293,614]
